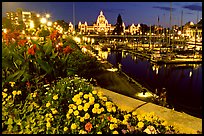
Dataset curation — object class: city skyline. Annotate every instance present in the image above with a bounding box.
[2,2,202,28]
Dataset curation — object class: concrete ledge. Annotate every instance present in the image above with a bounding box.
[94,87,202,134]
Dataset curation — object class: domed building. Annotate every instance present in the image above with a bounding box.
[78,11,115,34]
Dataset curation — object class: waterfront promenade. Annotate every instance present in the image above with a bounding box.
[94,87,202,134]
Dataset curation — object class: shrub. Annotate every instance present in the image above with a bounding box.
[2,76,179,134]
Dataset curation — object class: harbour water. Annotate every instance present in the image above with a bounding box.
[101,50,202,118]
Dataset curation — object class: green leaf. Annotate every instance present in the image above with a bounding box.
[8,118,13,125]
[43,39,53,55]
[6,70,25,82]
[21,73,32,82]
[36,59,52,74]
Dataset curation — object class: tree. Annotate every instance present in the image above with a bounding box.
[112,14,123,35]
[2,17,14,30]
[55,20,69,31]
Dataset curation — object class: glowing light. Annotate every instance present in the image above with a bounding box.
[46,14,50,18]
[3,29,7,33]
[136,92,153,98]
[106,68,118,72]
[40,18,47,24]
[47,21,52,26]
[30,20,34,28]
[37,14,40,17]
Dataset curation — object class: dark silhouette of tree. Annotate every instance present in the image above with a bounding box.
[112,14,123,35]
[55,20,69,31]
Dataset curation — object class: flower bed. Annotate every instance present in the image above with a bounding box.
[2,29,180,134]
[2,76,179,134]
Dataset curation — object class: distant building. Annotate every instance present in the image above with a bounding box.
[6,9,40,29]
[183,19,202,40]
[78,11,142,35]
[78,11,115,34]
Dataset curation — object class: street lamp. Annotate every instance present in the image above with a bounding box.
[47,21,52,27]
[40,18,47,24]
[46,14,50,18]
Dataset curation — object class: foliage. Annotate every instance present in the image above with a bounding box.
[2,77,179,134]
[2,30,101,87]
[112,14,123,35]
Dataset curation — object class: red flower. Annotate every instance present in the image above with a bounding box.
[26,81,31,88]
[28,48,35,55]
[28,44,38,55]
[63,46,72,54]
[85,122,92,132]
[18,39,27,46]
[107,116,112,121]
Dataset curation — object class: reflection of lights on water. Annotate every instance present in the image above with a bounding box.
[136,92,153,98]
[189,71,192,77]
[156,67,159,75]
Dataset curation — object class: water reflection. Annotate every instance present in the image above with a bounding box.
[105,50,202,118]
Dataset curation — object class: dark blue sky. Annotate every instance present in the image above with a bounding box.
[2,2,202,28]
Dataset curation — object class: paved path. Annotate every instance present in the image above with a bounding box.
[94,87,202,134]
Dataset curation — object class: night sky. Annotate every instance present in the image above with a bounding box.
[2,2,202,28]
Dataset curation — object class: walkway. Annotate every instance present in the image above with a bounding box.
[94,87,202,134]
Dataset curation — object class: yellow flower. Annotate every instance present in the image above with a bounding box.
[83,94,89,99]
[53,94,58,100]
[80,117,84,122]
[97,131,102,134]
[3,88,8,92]
[105,101,112,107]
[33,92,37,97]
[89,96,95,102]
[84,113,90,119]
[110,118,118,124]
[137,122,144,128]
[46,102,51,107]
[97,91,103,97]
[92,90,97,94]
[112,130,119,134]
[76,99,82,105]
[12,90,17,96]
[101,96,107,101]
[132,111,137,116]
[101,107,104,112]
[2,101,6,105]
[94,103,100,109]
[137,115,143,121]
[92,108,97,113]
[83,100,86,103]
[89,101,94,105]
[2,92,8,98]
[46,121,51,128]
[66,113,70,119]
[79,92,83,96]
[84,103,90,109]
[9,82,15,87]
[97,109,102,114]
[68,108,74,114]
[74,110,79,116]
[111,106,116,112]
[107,107,112,112]
[79,130,87,134]
[51,108,58,114]
[17,90,22,95]
[71,123,77,130]
[83,107,88,112]
[64,127,68,131]
[78,105,83,111]
[122,120,128,125]
[110,124,115,130]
